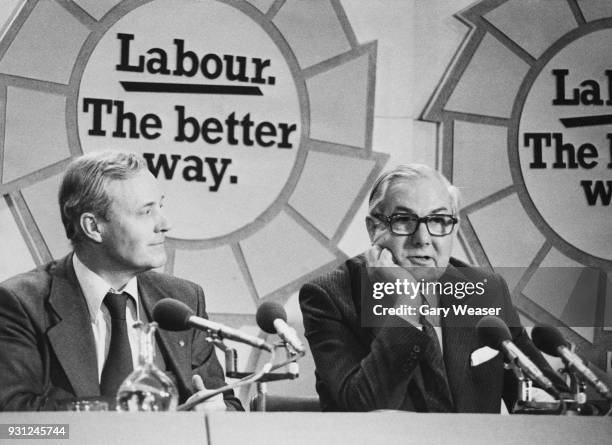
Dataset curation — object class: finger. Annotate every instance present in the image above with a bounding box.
[379,248,399,266]
[372,232,386,246]
[365,244,382,264]
[366,243,380,256]
[192,374,205,391]
[379,248,393,262]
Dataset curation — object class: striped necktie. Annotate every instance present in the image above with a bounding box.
[419,293,454,411]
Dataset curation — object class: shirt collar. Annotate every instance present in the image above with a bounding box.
[73,252,139,322]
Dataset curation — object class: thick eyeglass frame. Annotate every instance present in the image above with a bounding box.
[372,213,458,237]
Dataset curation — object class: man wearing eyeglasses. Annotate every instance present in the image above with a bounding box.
[299,164,564,412]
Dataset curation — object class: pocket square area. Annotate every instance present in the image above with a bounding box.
[470,346,499,366]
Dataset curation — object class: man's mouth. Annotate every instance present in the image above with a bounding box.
[407,256,433,265]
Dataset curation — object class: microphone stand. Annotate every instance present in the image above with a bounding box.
[226,340,306,412]
[557,343,611,416]
[176,333,275,411]
[557,346,588,415]
[506,360,534,411]
[506,360,565,415]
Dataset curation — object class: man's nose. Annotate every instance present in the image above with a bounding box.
[409,220,431,246]
[156,210,172,233]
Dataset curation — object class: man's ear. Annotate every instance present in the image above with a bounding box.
[365,215,382,244]
[80,212,103,243]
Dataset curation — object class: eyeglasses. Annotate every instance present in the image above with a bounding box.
[373,213,458,237]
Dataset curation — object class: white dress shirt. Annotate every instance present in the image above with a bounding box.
[73,253,160,380]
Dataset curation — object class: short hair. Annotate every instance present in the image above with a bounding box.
[58,150,148,244]
[368,164,460,216]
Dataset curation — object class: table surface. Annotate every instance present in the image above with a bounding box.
[0,411,610,445]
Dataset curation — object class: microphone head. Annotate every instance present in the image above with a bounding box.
[152,298,195,331]
[256,301,287,334]
[531,324,568,357]
[476,315,511,350]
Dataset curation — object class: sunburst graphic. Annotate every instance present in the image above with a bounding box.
[424,0,612,373]
[0,0,386,397]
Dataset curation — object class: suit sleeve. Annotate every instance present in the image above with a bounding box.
[189,284,243,411]
[0,286,72,411]
[300,277,430,411]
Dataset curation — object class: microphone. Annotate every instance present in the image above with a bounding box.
[153,298,270,350]
[256,301,305,353]
[476,316,559,397]
[532,324,611,399]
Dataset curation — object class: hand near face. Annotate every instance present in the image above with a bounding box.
[364,243,397,269]
[365,177,457,282]
[365,244,421,326]
[364,243,417,288]
[184,375,227,412]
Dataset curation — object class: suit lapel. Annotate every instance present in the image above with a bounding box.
[46,254,100,397]
[137,274,191,389]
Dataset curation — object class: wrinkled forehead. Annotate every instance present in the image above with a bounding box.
[381,176,453,215]
[105,170,161,209]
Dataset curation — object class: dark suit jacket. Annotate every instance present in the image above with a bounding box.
[0,253,242,411]
[299,256,565,412]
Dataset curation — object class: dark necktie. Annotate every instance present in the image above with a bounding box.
[419,312,454,412]
[100,292,134,397]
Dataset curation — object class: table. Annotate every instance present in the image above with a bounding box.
[0,411,610,445]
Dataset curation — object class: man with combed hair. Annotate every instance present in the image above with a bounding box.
[0,150,242,411]
[299,164,565,412]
